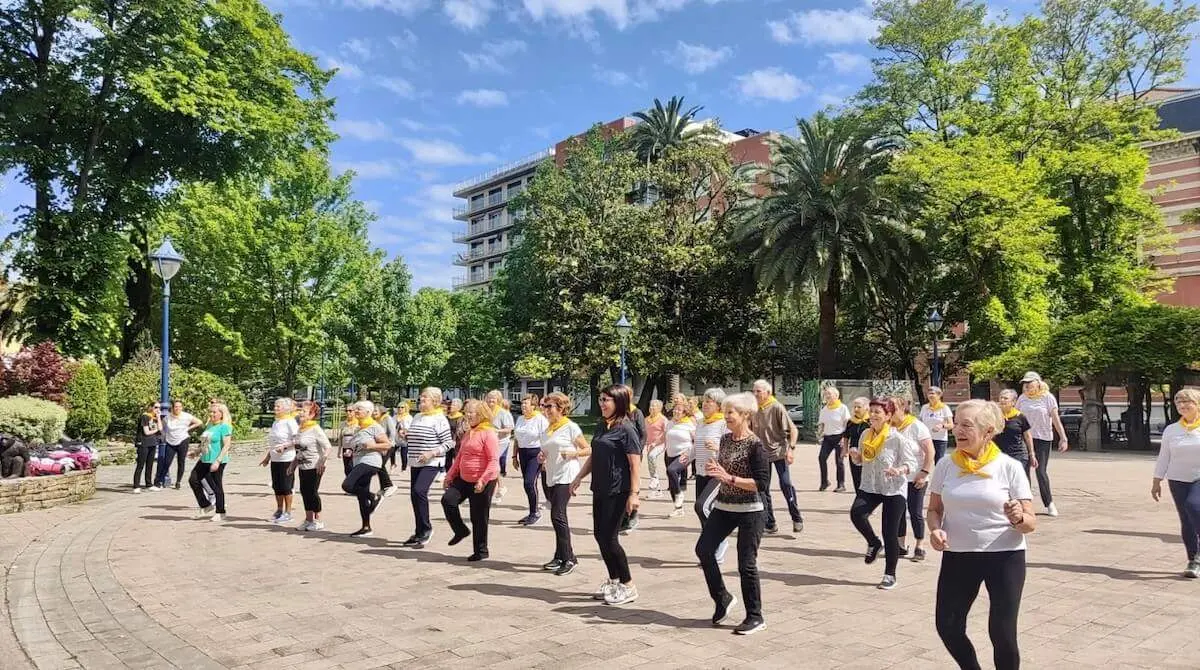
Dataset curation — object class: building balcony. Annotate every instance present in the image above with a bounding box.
[452,191,510,220]
[453,272,499,289]
[452,147,555,198]
[451,211,521,242]
[454,242,511,266]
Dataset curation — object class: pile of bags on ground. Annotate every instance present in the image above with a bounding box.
[1,435,99,478]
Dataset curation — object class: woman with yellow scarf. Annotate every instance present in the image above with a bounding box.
[441,399,501,561]
[842,398,871,493]
[848,397,918,590]
[929,399,1035,670]
[340,401,393,538]
[892,395,935,562]
[918,386,955,464]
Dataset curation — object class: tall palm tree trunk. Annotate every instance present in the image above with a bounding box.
[818,289,837,379]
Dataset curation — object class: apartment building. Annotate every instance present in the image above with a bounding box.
[451,116,777,290]
[1145,88,1200,306]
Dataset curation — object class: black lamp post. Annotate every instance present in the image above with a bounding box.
[927,308,944,388]
[615,314,632,386]
[149,238,184,420]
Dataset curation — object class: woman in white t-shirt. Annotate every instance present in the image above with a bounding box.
[486,390,515,501]
[892,396,935,561]
[1151,388,1200,578]
[1015,372,1068,516]
[260,398,300,524]
[538,392,590,576]
[817,386,852,492]
[929,399,1035,670]
[918,386,954,464]
[664,394,698,516]
[514,394,550,526]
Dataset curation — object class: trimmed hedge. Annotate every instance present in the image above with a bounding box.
[0,395,69,443]
[107,350,252,437]
[64,361,111,440]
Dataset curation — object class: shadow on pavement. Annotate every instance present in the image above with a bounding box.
[551,605,711,629]
[1083,528,1180,544]
[760,545,862,560]
[1026,562,1180,581]
[446,582,594,604]
[358,547,543,573]
[758,570,875,588]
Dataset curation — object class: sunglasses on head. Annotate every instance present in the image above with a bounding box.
[539,403,553,408]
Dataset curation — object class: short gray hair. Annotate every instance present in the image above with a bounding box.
[752,379,771,393]
[274,397,296,412]
[702,388,727,406]
[352,400,375,414]
[722,392,758,417]
[999,389,1018,402]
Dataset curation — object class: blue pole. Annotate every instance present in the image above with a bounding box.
[159,279,171,418]
[932,337,941,388]
[619,343,627,386]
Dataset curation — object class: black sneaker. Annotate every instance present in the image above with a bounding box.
[517,514,532,526]
[912,547,927,562]
[467,552,488,562]
[173,482,181,490]
[898,544,910,557]
[734,617,766,635]
[526,513,541,526]
[819,483,830,492]
[543,558,563,571]
[350,528,373,538]
[401,534,422,547]
[414,532,433,549]
[369,493,383,513]
[764,525,778,535]
[448,530,470,546]
[712,592,737,626]
[865,542,883,564]
[554,560,577,576]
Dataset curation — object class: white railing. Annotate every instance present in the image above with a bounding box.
[452,211,520,242]
[452,147,555,195]
[455,242,510,264]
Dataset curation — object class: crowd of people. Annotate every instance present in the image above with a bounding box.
[129,371,1200,669]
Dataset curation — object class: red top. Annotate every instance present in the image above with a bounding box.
[447,427,500,485]
[645,416,667,448]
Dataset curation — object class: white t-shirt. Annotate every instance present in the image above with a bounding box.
[665,420,697,458]
[919,404,954,442]
[1015,393,1058,441]
[1154,422,1200,482]
[818,403,852,437]
[930,452,1032,552]
[692,418,727,473]
[267,417,299,463]
[541,420,584,485]
[162,412,197,445]
[514,413,549,450]
[493,408,515,452]
[897,417,933,481]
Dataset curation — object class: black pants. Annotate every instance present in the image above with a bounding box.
[936,550,1026,670]
[499,445,509,476]
[1169,479,1200,560]
[441,478,496,556]
[377,465,392,490]
[401,444,410,470]
[189,461,226,513]
[386,446,398,468]
[849,461,862,492]
[666,454,688,497]
[763,459,803,527]
[932,439,948,465]
[518,447,542,516]
[342,453,353,476]
[540,466,551,500]
[849,491,906,577]
[157,440,187,486]
[270,461,295,496]
[134,444,156,488]
[342,462,380,528]
[410,465,438,537]
[298,468,322,513]
[695,507,765,620]
[1031,439,1053,506]
[818,434,845,488]
[899,481,927,541]
[548,483,575,562]
[694,475,719,526]
[593,494,632,583]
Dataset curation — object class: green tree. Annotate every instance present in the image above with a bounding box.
[627,96,712,164]
[332,257,412,395]
[395,288,457,389]
[64,360,111,440]
[441,290,506,393]
[733,112,906,378]
[0,0,332,364]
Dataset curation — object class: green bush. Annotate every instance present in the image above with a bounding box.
[107,350,253,437]
[64,361,111,440]
[0,395,69,443]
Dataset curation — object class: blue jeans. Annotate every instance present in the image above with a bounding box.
[518,447,542,516]
[763,459,803,527]
[1169,479,1200,560]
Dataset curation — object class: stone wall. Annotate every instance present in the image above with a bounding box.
[0,469,96,515]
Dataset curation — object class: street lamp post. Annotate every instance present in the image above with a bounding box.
[767,339,779,394]
[615,313,632,386]
[149,238,185,419]
[927,308,944,388]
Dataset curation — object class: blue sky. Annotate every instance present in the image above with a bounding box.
[1,0,1197,289]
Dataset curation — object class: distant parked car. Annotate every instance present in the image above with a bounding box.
[1059,407,1082,436]
[788,405,805,426]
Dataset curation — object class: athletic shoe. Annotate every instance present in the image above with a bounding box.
[467,552,488,562]
[210,513,225,523]
[173,482,181,490]
[669,507,685,518]
[517,515,532,526]
[401,534,422,547]
[350,528,373,538]
[912,548,927,562]
[649,489,664,500]
[449,530,470,546]
[150,486,162,492]
[414,532,433,549]
[311,521,325,531]
[626,512,639,531]
[270,510,282,522]
[593,580,616,600]
[715,540,730,565]
[764,525,778,535]
[834,486,846,493]
[819,483,830,492]
[495,485,507,502]
[542,500,552,511]
[1046,503,1059,517]
[734,618,766,635]
[382,485,397,498]
[369,493,384,514]
[865,542,883,564]
[133,487,142,494]
[1185,559,1200,578]
[878,575,897,590]
[793,521,804,534]
[526,513,541,526]
[898,545,910,557]
[604,583,638,606]
[298,520,314,531]
[543,559,563,571]
[554,560,577,576]
[712,592,737,626]
[194,507,214,519]
[648,476,660,491]
[277,512,293,524]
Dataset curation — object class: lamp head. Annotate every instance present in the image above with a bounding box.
[150,237,185,282]
[615,313,632,338]
[926,308,943,333]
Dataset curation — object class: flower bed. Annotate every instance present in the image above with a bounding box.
[0,468,96,514]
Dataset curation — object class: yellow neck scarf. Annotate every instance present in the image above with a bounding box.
[952,442,1001,477]
[358,416,377,429]
[276,412,297,421]
[547,416,570,434]
[447,411,464,420]
[860,424,889,462]
[299,419,319,431]
[647,413,664,424]
[929,400,945,411]
[344,418,359,428]
[420,407,445,417]
[676,416,694,424]
[473,420,495,433]
[1181,416,1200,431]
[826,399,843,410]
[143,411,157,419]
[704,412,724,424]
[758,396,777,410]
[895,414,916,430]
[1003,407,1020,420]
[523,410,543,420]
[849,410,868,425]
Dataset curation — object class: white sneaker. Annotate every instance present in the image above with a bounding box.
[194,506,214,519]
[672,493,683,507]
[298,520,313,531]
[593,579,617,600]
[604,583,639,606]
[715,539,730,565]
[542,500,552,511]
[311,520,326,531]
[1185,559,1200,578]
[1046,503,1059,517]
[670,507,685,518]
[150,486,162,492]
[133,487,142,494]
[649,489,664,500]
[494,486,507,502]
[382,485,397,498]
[210,513,225,523]
[648,477,660,491]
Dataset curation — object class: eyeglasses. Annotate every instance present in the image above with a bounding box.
[539,403,553,408]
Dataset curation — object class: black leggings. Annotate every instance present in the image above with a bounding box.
[270,461,295,496]
[518,447,541,516]
[936,550,1026,670]
[441,478,496,556]
[189,461,226,513]
[134,444,156,488]
[298,468,323,513]
[593,494,632,583]
[666,454,688,498]
[1031,439,1053,506]
[549,483,575,562]
[157,441,187,486]
[818,434,845,488]
[342,462,380,528]
[899,481,927,541]
[849,491,905,577]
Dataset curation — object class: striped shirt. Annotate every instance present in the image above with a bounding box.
[406,413,454,468]
[692,418,727,474]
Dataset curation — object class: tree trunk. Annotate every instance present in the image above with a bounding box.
[1079,375,1106,451]
[637,372,661,414]
[589,373,601,417]
[817,287,837,379]
[1123,376,1149,450]
[668,373,680,400]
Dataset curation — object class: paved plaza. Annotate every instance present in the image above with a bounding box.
[2,445,1199,669]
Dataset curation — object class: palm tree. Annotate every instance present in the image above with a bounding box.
[734,111,905,379]
[628,96,713,164]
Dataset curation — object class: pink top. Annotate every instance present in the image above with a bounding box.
[447,428,500,485]
[645,416,667,449]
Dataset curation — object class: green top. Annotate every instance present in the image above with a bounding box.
[201,422,233,463]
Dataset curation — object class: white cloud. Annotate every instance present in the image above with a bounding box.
[444,0,494,29]
[824,51,870,74]
[341,38,374,61]
[521,0,726,31]
[456,88,509,107]
[460,39,527,73]
[767,7,881,45]
[322,56,363,79]
[665,41,732,74]
[340,0,430,13]
[332,119,394,142]
[397,118,459,135]
[593,65,645,88]
[404,183,460,220]
[399,139,497,166]
[377,76,416,97]
[332,160,402,179]
[389,30,419,50]
[736,67,810,102]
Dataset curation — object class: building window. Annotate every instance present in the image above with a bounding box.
[488,188,503,206]
[470,194,484,212]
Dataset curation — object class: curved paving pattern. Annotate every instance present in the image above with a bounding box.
[5,451,1200,669]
